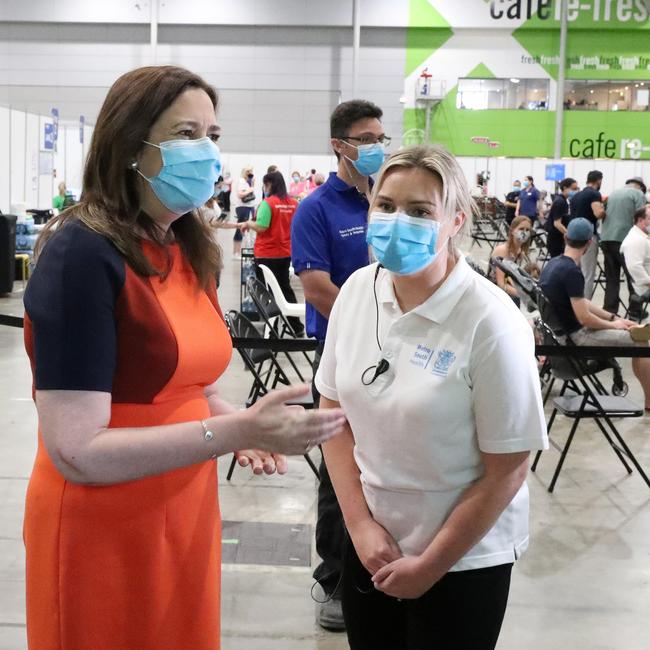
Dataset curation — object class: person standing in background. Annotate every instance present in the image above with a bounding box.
[220,172,232,215]
[570,170,606,299]
[230,166,256,259]
[545,177,578,258]
[504,180,521,226]
[52,181,67,211]
[241,171,304,336]
[600,177,646,314]
[515,175,539,223]
[291,98,389,632]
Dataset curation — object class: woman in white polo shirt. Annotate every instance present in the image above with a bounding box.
[316,145,547,650]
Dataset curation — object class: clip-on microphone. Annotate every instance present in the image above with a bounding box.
[361,264,390,386]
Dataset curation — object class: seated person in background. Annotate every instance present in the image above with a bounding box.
[490,216,538,305]
[539,217,650,411]
[621,205,650,320]
[545,177,578,258]
[289,171,307,200]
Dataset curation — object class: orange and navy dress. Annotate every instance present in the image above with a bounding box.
[23,220,232,649]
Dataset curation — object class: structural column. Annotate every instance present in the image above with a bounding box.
[554,0,568,158]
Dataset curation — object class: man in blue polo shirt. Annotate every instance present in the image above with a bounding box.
[291,99,388,631]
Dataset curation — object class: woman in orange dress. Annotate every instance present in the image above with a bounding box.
[23,65,345,650]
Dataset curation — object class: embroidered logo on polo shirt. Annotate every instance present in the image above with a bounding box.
[431,349,456,377]
[339,226,365,239]
[410,344,434,368]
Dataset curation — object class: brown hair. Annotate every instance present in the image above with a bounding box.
[506,215,533,257]
[36,65,222,287]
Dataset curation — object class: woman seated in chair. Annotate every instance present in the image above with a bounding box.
[490,216,539,305]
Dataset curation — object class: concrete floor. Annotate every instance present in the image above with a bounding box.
[1,228,649,649]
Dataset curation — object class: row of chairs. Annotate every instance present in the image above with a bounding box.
[224,267,320,481]
[494,258,650,493]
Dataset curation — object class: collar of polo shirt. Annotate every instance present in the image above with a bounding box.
[377,254,472,324]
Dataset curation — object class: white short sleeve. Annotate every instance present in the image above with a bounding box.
[314,292,343,402]
[470,325,548,454]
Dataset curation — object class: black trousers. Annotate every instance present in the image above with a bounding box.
[342,539,513,650]
[312,342,346,596]
[254,256,303,334]
[601,240,635,314]
[546,230,565,258]
[233,206,252,242]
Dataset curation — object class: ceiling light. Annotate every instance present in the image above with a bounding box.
[510,78,520,84]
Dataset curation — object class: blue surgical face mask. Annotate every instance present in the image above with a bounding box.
[522,180,530,188]
[568,189,578,198]
[137,137,222,214]
[366,211,446,275]
[346,142,385,176]
[513,186,521,192]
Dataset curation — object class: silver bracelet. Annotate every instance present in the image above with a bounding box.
[200,419,214,442]
[200,420,218,460]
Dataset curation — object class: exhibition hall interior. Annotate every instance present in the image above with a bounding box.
[1,1,649,648]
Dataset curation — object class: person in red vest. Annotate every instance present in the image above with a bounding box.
[242,171,304,335]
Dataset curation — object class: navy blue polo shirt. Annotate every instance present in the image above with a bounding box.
[518,186,540,219]
[291,172,370,340]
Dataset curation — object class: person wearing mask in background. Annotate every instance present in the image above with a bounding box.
[201,181,241,232]
[504,179,521,226]
[291,98,389,631]
[620,205,650,320]
[545,177,578,258]
[219,172,232,215]
[52,181,67,211]
[539,218,650,411]
[22,65,346,650]
[490,216,536,306]
[600,177,646,315]
[231,166,256,259]
[289,171,307,200]
[570,170,605,299]
[515,175,539,223]
[317,145,548,649]
[241,171,304,336]
[536,189,550,226]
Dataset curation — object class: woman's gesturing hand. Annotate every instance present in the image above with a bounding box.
[245,384,346,456]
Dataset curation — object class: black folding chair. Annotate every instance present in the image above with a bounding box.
[246,277,311,381]
[494,259,648,492]
[224,310,320,481]
[471,198,508,253]
[494,257,628,401]
[531,319,648,492]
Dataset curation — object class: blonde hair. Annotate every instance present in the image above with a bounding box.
[369,145,477,243]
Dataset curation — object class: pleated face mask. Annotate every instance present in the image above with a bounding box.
[366,211,445,276]
[137,137,222,214]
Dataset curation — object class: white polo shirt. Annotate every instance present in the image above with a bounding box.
[316,255,548,571]
[620,225,650,296]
